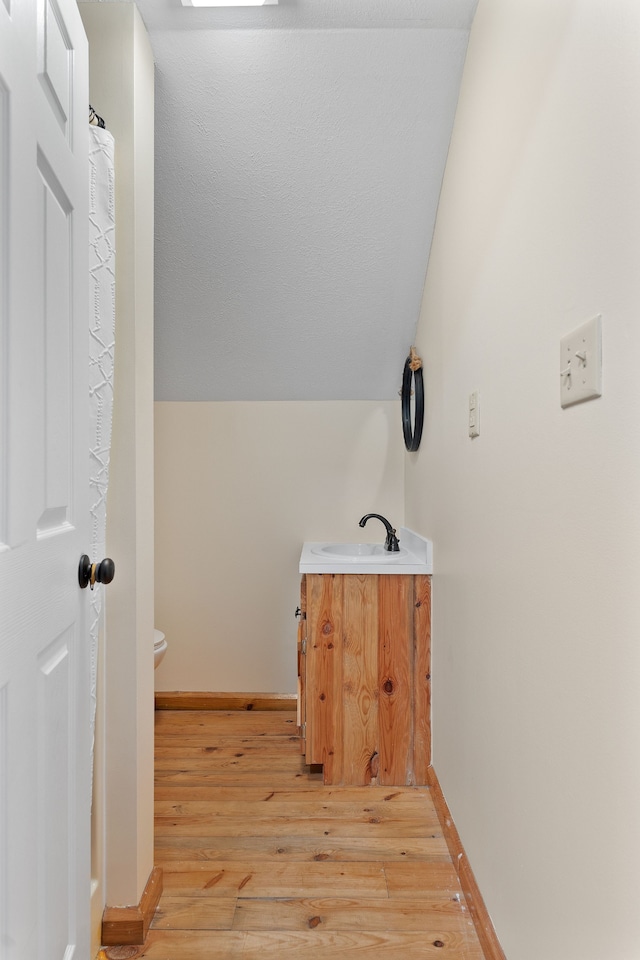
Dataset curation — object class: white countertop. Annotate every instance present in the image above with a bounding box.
[299,527,432,575]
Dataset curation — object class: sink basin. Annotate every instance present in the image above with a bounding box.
[310,543,407,561]
[300,529,432,575]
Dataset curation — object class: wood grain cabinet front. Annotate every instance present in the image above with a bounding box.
[297,573,431,786]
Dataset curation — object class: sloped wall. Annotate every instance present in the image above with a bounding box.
[406,1,640,958]
[150,13,474,403]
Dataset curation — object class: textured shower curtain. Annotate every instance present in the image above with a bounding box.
[88,125,115,759]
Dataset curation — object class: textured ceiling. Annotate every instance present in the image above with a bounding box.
[133,0,478,400]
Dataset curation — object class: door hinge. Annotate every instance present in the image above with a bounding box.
[300,722,306,739]
[301,637,307,655]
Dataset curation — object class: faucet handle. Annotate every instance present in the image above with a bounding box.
[386,529,400,552]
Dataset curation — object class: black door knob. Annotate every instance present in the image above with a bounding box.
[78,554,116,590]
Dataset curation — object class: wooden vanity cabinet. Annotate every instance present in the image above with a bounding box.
[297,573,431,786]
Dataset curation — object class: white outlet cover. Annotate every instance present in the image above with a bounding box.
[560,315,602,408]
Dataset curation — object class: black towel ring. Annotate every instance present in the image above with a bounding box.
[401,354,424,452]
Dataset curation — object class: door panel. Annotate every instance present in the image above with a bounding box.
[38,0,72,135]
[38,153,73,532]
[37,627,74,960]
[0,1,90,957]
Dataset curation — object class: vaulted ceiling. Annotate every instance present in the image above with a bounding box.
[133,0,478,400]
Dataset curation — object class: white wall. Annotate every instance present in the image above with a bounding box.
[154,400,404,692]
[80,1,156,916]
[405,1,640,958]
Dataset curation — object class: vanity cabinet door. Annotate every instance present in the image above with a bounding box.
[299,573,431,786]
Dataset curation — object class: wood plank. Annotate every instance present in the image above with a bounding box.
[155,692,297,711]
[155,752,306,772]
[155,709,297,726]
[154,711,297,738]
[413,575,432,781]
[138,929,483,959]
[154,797,439,820]
[377,576,413,785]
[151,897,237,930]
[154,813,441,838]
[232,896,475,933]
[342,575,379,785]
[306,575,343,783]
[155,734,299,760]
[154,835,449,862]
[160,861,389,899]
[154,771,321,788]
[154,784,434,805]
[384,861,461,899]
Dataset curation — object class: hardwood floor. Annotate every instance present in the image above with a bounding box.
[144,709,485,959]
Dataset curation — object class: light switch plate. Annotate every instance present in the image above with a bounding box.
[560,315,602,408]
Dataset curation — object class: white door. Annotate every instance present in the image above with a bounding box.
[0,1,90,958]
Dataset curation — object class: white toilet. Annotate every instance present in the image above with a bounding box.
[154,628,168,669]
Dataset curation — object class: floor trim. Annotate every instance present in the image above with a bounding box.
[154,691,297,711]
[427,766,507,960]
[101,866,163,947]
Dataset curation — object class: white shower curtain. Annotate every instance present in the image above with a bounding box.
[88,125,116,755]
